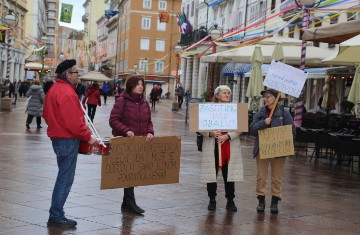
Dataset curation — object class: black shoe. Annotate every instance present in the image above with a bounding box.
[26,124,30,129]
[207,200,216,211]
[270,196,281,214]
[256,195,266,213]
[47,218,77,227]
[121,202,145,214]
[226,200,237,212]
[37,125,42,129]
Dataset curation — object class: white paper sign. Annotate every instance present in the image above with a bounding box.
[264,60,308,98]
[198,104,238,130]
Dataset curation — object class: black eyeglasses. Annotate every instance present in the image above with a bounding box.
[70,71,78,74]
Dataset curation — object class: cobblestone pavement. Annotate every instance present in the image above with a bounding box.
[1,97,360,235]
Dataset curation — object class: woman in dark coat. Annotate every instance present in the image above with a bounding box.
[109,76,154,215]
[26,79,45,129]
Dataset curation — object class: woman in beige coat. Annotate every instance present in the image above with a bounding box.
[200,85,244,212]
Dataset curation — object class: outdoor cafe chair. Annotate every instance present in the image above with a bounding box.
[330,137,360,174]
[310,131,334,163]
[294,127,315,158]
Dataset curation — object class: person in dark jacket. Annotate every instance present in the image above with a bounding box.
[43,77,54,94]
[149,84,159,109]
[102,81,111,104]
[26,79,45,129]
[82,81,101,122]
[249,88,295,215]
[109,75,154,215]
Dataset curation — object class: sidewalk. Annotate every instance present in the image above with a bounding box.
[0,97,360,234]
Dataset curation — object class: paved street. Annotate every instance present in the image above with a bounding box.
[1,97,360,235]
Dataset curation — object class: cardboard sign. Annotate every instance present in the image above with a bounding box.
[258,125,294,159]
[101,136,181,189]
[189,103,248,132]
[264,60,308,98]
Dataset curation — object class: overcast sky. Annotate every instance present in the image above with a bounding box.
[58,0,85,30]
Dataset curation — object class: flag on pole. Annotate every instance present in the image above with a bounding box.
[176,13,192,34]
[60,3,73,23]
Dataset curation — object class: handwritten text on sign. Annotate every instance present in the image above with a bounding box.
[258,125,294,159]
[264,60,308,98]
[101,136,181,189]
[198,104,238,130]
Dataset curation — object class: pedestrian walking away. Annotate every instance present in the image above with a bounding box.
[12,79,20,105]
[149,84,159,109]
[249,88,295,214]
[102,81,111,104]
[199,85,244,212]
[109,75,154,215]
[176,84,185,108]
[82,81,101,123]
[25,79,45,129]
[43,59,99,228]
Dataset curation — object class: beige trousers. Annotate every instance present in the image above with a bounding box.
[256,155,286,198]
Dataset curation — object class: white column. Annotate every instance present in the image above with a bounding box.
[240,76,247,103]
[185,59,193,92]
[198,62,207,100]
[191,59,199,98]
[180,57,187,87]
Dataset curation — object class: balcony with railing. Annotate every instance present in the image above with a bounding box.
[280,0,301,22]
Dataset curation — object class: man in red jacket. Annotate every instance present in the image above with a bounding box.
[43,59,99,228]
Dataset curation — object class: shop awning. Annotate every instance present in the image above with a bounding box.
[24,62,49,71]
[303,20,360,44]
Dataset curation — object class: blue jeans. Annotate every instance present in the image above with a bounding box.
[49,138,79,220]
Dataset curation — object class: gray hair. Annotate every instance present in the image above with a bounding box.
[213,85,232,102]
[58,67,74,80]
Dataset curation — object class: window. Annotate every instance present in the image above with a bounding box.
[191,1,195,17]
[142,17,151,29]
[48,20,55,26]
[140,38,150,50]
[48,3,55,9]
[347,12,356,21]
[156,40,165,52]
[139,59,148,71]
[48,28,55,33]
[159,1,167,10]
[288,26,295,38]
[48,11,55,18]
[157,21,166,31]
[124,39,128,51]
[186,4,190,17]
[155,60,164,73]
[143,0,151,9]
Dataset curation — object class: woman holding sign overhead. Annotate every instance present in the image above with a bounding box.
[109,75,154,215]
[250,88,295,214]
[200,85,244,212]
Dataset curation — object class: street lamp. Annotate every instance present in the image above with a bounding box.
[143,58,148,79]
[208,24,222,100]
[293,0,320,127]
[172,44,183,111]
[39,36,48,82]
[2,9,19,83]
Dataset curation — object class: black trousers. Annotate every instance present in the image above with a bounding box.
[87,104,97,122]
[178,96,184,107]
[103,94,108,104]
[26,115,41,127]
[207,141,235,200]
[151,99,156,108]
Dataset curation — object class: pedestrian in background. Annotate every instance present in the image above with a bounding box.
[43,77,54,95]
[102,81,110,104]
[82,81,101,123]
[43,59,99,228]
[199,85,244,212]
[114,83,123,100]
[76,80,86,101]
[109,75,154,215]
[176,84,185,108]
[149,84,159,109]
[25,79,44,129]
[12,79,20,105]
[249,88,295,214]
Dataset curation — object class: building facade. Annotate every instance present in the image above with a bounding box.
[115,0,182,97]
[0,0,27,82]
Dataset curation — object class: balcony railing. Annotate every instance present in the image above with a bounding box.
[280,0,301,22]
